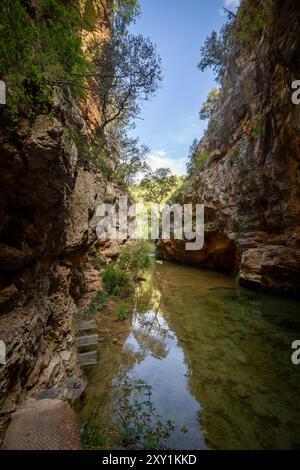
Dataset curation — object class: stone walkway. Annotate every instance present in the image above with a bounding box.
[2,399,81,450]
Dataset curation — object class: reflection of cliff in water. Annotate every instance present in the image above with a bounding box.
[154,262,300,449]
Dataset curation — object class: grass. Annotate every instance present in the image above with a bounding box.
[117,303,128,321]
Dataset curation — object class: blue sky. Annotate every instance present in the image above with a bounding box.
[129,0,240,175]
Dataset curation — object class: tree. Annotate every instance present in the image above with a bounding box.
[117,241,150,280]
[139,168,177,210]
[198,20,233,82]
[199,87,220,120]
[98,32,162,133]
[113,133,150,185]
[114,0,141,33]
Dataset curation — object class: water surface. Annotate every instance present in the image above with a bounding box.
[78,261,300,449]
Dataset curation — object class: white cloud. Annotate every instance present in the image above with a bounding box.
[225,0,240,8]
[220,0,240,15]
[147,150,186,176]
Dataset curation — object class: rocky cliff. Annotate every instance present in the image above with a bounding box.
[0,0,124,440]
[158,0,300,297]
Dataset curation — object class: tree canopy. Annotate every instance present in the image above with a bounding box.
[139,168,177,209]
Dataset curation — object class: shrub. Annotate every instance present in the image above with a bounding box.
[117,379,175,449]
[102,265,133,298]
[199,88,220,121]
[89,291,108,313]
[117,303,128,321]
[0,0,90,115]
[235,0,273,47]
[194,151,210,169]
[117,242,150,280]
[251,118,263,138]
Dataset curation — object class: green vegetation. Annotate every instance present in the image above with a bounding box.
[198,1,273,84]
[131,173,184,207]
[81,379,175,450]
[199,87,221,120]
[0,0,90,115]
[94,2,162,182]
[89,291,108,314]
[0,0,161,190]
[186,139,210,175]
[235,0,273,47]
[118,379,174,449]
[74,290,108,327]
[117,303,128,321]
[81,401,116,450]
[195,151,210,166]
[139,168,177,211]
[102,265,133,298]
[117,242,150,280]
[198,20,233,83]
[251,118,263,138]
[102,241,151,298]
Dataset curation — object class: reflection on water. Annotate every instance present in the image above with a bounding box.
[78,261,300,449]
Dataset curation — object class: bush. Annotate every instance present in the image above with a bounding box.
[117,304,128,321]
[89,291,108,313]
[102,265,133,298]
[117,242,150,280]
[235,0,273,47]
[199,88,220,121]
[0,0,90,115]
[189,151,210,175]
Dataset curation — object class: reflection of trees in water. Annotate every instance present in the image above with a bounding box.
[130,267,174,360]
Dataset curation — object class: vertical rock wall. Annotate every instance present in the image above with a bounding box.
[0,0,124,441]
[158,0,300,296]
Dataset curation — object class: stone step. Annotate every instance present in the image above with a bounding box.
[78,351,97,366]
[78,319,97,331]
[75,334,99,347]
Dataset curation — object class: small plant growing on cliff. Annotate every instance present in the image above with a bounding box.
[235,0,273,47]
[251,118,263,138]
[117,303,128,321]
[195,151,210,166]
[187,147,210,175]
[199,87,221,120]
[0,0,90,115]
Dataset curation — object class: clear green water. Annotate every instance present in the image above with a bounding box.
[78,261,300,450]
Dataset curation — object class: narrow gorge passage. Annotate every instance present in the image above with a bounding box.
[78,260,300,450]
[1,0,300,457]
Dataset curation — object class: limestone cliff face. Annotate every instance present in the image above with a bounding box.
[0,0,123,439]
[158,0,300,297]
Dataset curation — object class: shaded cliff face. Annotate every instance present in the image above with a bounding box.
[158,0,300,296]
[0,0,125,439]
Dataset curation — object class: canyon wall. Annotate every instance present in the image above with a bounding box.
[0,0,123,440]
[158,0,300,297]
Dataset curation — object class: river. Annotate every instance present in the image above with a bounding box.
[77,260,300,450]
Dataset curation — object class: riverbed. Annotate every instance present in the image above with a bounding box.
[78,261,300,450]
